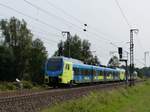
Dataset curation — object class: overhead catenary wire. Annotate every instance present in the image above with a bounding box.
[23,0,84,30]
[0,1,144,66]
[22,0,135,62]
[33,0,145,66]
[114,0,145,66]
[46,0,124,43]
[24,0,123,45]
[114,0,131,28]
[46,0,113,44]
[0,3,109,57]
[110,41,145,66]
[0,3,62,32]
[46,0,84,25]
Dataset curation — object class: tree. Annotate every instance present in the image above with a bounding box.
[107,56,120,67]
[28,38,47,83]
[0,45,14,81]
[0,17,33,80]
[55,34,100,65]
[0,17,48,83]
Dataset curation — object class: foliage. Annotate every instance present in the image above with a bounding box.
[108,56,120,67]
[0,45,15,81]
[28,38,47,84]
[42,81,150,112]
[0,82,17,91]
[134,67,150,78]
[0,17,32,80]
[55,35,100,65]
[0,17,48,83]
[22,81,34,89]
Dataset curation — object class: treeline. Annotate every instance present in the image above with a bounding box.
[1,17,147,83]
[0,17,101,83]
[135,67,150,78]
[0,17,47,83]
[54,35,100,65]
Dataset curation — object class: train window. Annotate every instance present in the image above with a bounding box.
[87,69,89,75]
[87,70,90,75]
[99,70,103,76]
[85,70,88,75]
[107,71,110,77]
[89,70,92,75]
[109,71,112,76]
[65,64,70,70]
[81,69,84,75]
[73,68,79,75]
[96,70,99,76]
[85,69,88,75]
[80,69,90,75]
[97,70,100,76]
[107,72,109,77]
[93,70,96,75]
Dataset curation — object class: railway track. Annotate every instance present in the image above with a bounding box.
[0,80,144,112]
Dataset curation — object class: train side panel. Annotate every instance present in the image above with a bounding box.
[73,64,93,83]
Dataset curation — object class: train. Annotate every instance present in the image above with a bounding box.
[44,56,128,87]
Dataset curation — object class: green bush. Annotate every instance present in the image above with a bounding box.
[0,82,17,91]
[22,81,34,89]
[5,83,16,90]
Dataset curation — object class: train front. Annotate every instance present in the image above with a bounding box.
[44,57,63,86]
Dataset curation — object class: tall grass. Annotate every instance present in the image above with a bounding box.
[42,81,150,112]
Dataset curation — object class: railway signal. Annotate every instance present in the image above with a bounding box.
[118,47,123,59]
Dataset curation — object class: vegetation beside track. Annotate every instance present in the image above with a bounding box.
[42,80,150,112]
[0,81,45,91]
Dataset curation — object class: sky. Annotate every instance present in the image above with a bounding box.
[0,0,149,67]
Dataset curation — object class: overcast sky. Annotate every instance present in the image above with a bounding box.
[0,0,149,67]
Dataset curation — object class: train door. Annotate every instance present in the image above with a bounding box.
[61,61,73,84]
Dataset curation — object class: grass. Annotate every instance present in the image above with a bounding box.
[42,81,150,112]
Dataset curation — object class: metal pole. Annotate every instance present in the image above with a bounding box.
[144,51,149,67]
[62,31,71,58]
[130,29,139,86]
[67,32,71,58]
[130,29,133,86]
[125,60,128,85]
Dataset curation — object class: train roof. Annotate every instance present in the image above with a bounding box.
[49,57,125,72]
[92,65,105,70]
[116,68,125,72]
[73,63,93,69]
[50,56,84,64]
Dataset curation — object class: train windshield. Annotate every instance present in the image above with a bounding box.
[47,58,63,71]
